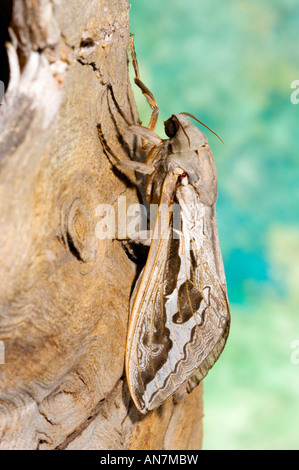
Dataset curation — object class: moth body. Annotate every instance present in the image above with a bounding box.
[148,114,218,207]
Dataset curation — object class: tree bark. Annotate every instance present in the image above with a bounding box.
[0,0,203,450]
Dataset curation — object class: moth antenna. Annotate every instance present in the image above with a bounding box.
[173,115,191,146]
[180,112,224,144]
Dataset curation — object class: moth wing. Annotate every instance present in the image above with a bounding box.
[125,172,180,413]
[126,180,230,414]
[175,184,230,393]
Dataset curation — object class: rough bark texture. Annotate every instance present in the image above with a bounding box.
[0,0,203,450]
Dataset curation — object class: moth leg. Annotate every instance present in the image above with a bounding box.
[130,34,159,132]
[106,78,162,155]
[97,123,121,167]
[106,80,161,150]
[145,169,156,202]
[116,160,155,175]
[98,115,155,175]
[97,84,136,171]
[145,141,163,165]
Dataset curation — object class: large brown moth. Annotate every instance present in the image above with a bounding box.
[100,36,230,414]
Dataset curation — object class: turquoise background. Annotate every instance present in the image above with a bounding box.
[130,0,299,450]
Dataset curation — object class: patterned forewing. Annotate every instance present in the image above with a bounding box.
[126,171,182,413]
[126,214,183,413]
[174,185,230,391]
[127,183,230,413]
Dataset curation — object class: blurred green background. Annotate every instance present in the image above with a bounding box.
[130,0,299,450]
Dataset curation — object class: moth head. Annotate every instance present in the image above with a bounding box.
[164,115,180,138]
[165,113,223,149]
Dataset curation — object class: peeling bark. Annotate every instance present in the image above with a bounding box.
[0,0,203,450]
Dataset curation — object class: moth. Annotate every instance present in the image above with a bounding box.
[100,36,230,414]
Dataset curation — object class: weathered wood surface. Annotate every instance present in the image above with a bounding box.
[0,0,203,449]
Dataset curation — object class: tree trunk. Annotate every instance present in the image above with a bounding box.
[0,0,203,450]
